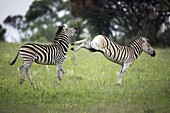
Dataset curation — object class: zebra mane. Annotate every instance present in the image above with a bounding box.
[128,37,143,47]
[127,37,144,58]
[54,26,68,44]
[55,26,65,36]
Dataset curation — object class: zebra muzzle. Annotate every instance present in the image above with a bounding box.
[151,50,156,57]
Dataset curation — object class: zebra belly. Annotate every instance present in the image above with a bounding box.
[35,60,56,65]
[103,53,126,65]
[34,55,56,65]
[34,55,66,65]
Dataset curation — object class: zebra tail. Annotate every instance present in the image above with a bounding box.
[9,51,19,65]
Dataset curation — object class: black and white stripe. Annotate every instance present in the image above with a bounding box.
[10,26,77,86]
[71,35,156,85]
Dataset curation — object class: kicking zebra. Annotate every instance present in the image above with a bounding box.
[9,26,77,86]
[71,35,156,85]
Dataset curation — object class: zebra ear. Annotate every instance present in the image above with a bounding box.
[59,25,65,28]
[56,26,64,35]
[141,37,149,42]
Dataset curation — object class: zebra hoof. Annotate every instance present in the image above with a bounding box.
[57,77,62,82]
[56,80,61,85]
[71,43,75,45]
[116,83,121,85]
[20,79,25,85]
[70,47,75,51]
[31,84,35,90]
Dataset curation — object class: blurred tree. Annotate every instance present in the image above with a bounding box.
[4,0,170,46]
[71,0,170,45]
[3,15,24,40]
[3,15,24,29]
[158,19,170,47]
[22,0,70,41]
[0,25,6,41]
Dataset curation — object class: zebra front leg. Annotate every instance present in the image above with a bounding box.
[60,67,65,80]
[61,67,65,75]
[19,65,25,85]
[117,63,131,85]
[56,64,63,83]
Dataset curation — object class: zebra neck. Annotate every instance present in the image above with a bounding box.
[54,34,69,45]
[132,46,142,59]
[54,36,69,54]
[128,38,143,59]
[127,44,142,59]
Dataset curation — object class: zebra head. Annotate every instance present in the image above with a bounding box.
[63,26,78,36]
[56,26,78,36]
[141,37,156,57]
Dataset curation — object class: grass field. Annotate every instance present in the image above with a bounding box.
[0,42,170,113]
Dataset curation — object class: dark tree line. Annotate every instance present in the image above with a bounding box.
[71,0,170,46]
[3,0,170,46]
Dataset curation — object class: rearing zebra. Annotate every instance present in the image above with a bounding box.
[71,35,156,85]
[9,26,77,86]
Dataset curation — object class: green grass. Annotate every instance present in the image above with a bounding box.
[0,42,170,113]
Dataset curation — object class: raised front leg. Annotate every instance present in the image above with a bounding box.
[117,63,132,85]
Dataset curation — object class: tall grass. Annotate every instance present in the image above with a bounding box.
[0,42,170,113]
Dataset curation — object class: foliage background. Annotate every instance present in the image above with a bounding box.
[1,0,170,46]
[0,0,170,112]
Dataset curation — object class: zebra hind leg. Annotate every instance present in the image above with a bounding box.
[71,39,91,52]
[70,43,85,52]
[26,67,35,90]
[20,61,34,86]
[71,38,87,45]
[19,65,25,85]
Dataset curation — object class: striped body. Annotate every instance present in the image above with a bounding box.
[20,42,68,65]
[71,35,156,85]
[91,35,143,65]
[10,26,77,87]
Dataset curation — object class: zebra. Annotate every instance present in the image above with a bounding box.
[71,35,156,85]
[9,26,77,86]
